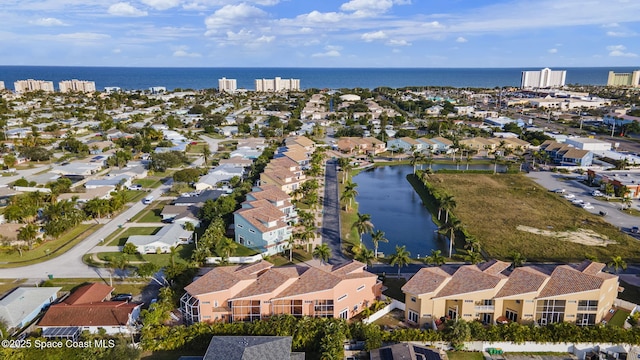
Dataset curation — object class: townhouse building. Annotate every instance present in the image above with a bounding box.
[259,157,306,194]
[337,137,386,155]
[387,137,422,153]
[233,185,297,255]
[540,140,593,166]
[402,260,618,328]
[180,260,382,324]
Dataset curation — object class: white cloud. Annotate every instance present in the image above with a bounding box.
[256,35,275,43]
[205,3,266,34]
[607,31,635,37]
[607,45,637,57]
[312,49,341,57]
[296,11,344,24]
[422,21,443,28]
[30,17,67,26]
[455,36,467,43]
[113,48,122,54]
[386,39,411,46]
[108,2,148,17]
[141,0,181,10]
[341,0,393,17]
[548,48,558,54]
[173,49,202,57]
[361,30,387,42]
[56,32,111,42]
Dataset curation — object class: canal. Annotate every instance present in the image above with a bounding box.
[353,163,506,258]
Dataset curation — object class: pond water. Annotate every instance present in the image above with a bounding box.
[353,163,506,258]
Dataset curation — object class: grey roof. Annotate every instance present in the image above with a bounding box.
[203,336,303,360]
[174,190,227,205]
[0,287,62,328]
[127,223,192,247]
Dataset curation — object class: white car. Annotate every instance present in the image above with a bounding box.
[563,194,575,199]
[592,190,603,196]
[582,203,594,210]
[572,199,584,205]
[554,189,566,194]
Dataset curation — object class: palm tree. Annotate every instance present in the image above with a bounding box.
[459,249,483,264]
[341,181,358,211]
[424,249,446,266]
[295,224,317,253]
[440,194,456,223]
[409,151,425,174]
[169,246,177,267]
[17,223,38,249]
[370,230,388,259]
[389,245,411,275]
[509,251,526,269]
[216,238,238,262]
[286,237,296,262]
[312,243,331,264]
[355,247,375,269]
[440,219,462,258]
[202,146,211,165]
[463,235,481,253]
[352,213,374,247]
[607,256,627,274]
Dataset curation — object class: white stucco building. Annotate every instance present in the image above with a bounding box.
[521,68,566,89]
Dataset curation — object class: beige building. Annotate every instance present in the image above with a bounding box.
[607,70,640,87]
[180,260,382,324]
[14,79,54,93]
[59,79,96,93]
[218,77,237,93]
[259,157,306,194]
[402,260,618,328]
[0,81,4,91]
[255,77,300,92]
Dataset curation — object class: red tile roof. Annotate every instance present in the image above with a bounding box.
[402,267,450,295]
[185,261,273,296]
[495,267,549,298]
[538,265,607,298]
[63,283,113,305]
[39,302,138,327]
[434,266,505,298]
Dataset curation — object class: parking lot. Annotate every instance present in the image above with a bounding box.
[527,171,640,235]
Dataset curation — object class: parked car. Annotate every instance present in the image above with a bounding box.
[582,203,594,210]
[112,293,133,302]
[592,190,603,196]
[553,188,566,194]
[572,199,584,205]
[128,184,143,190]
[631,226,639,234]
[563,194,575,199]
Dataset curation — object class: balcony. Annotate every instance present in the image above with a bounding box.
[474,305,495,312]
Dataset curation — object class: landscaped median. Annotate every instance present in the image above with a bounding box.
[414,172,640,262]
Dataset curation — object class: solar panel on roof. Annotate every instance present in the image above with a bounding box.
[380,347,394,360]
[413,346,441,360]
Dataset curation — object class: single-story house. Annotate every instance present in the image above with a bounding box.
[125,223,193,254]
[0,286,62,333]
[58,187,112,203]
[38,283,141,337]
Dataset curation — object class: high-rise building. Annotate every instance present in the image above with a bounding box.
[59,79,96,93]
[255,77,300,92]
[0,81,5,91]
[607,70,640,87]
[218,77,237,93]
[521,68,566,89]
[14,79,55,93]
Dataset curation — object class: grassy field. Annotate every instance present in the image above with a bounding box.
[96,243,195,267]
[0,224,101,268]
[43,278,150,294]
[106,227,162,247]
[265,248,313,266]
[424,173,640,262]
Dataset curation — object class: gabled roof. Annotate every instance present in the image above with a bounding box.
[495,266,549,298]
[402,267,451,295]
[63,283,113,305]
[203,336,303,360]
[433,265,505,298]
[538,265,610,298]
[562,148,590,160]
[185,261,273,296]
[38,302,139,327]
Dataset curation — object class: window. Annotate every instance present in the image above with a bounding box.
[214,300,218,307]
[505,309,518,322]
[238,236,245,245]
[577,313,596,326]
[249,229,255,233]
[481,313,493,325]
[314,300,334,318]
[272,300,304,318]
[536,299,565,325]
[448,307,458,320]
[410,297,417,303]
[464,300,473,303]
[357,285,365,292]
[408,310,419,323]
[339,308,348,319]
[337,294,348,302]
[231,300,261,322]
[577,300,598,312]
[237,224,244,228]
[202,301,210,305]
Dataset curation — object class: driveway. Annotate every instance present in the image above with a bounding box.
[199,134,226,153]
[527,171,640,231]
[321,159,349,264]
[0,182,172,280]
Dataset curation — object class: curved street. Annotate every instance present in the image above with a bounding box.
[0,182,172,280]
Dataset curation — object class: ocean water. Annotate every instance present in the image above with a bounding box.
[0,66,636,92]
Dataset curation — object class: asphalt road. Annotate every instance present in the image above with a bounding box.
[321,159,349,264]
[0,182,172,280]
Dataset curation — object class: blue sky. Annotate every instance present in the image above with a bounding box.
[2,0,640,67]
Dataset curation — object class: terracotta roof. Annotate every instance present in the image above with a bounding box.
[267,157,299,170]
[185,261,273,296]
[495,267,549,298]
[287,135,315,148]
[63,283,113,305]
[538,265,607,298]
[575,260,606,275]
[231,267,306,299]
[402,267,451,295]
[39,301,138,327]
[235,200,288,232]
[434,266,505,298]
[477,260,511,275]
[274,267,342,298]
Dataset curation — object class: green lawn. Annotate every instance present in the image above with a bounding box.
[123,189,148,203]
[106,227,162,247]
[187,144,206,153]
[0,224,101,268]
[609,309,631,327]
[446,352,485,360]
[97,243,195,267]
[266,248,312,266]
[382,277,406,302]
[43,278,150,295]
[232,243,261,257]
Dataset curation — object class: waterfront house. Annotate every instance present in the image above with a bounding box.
[386,137,422,153]
[259,157,306,195]
[402,260,618,328]
[180,260,381,324]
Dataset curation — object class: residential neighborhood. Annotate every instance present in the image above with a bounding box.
[0,79,639,360]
